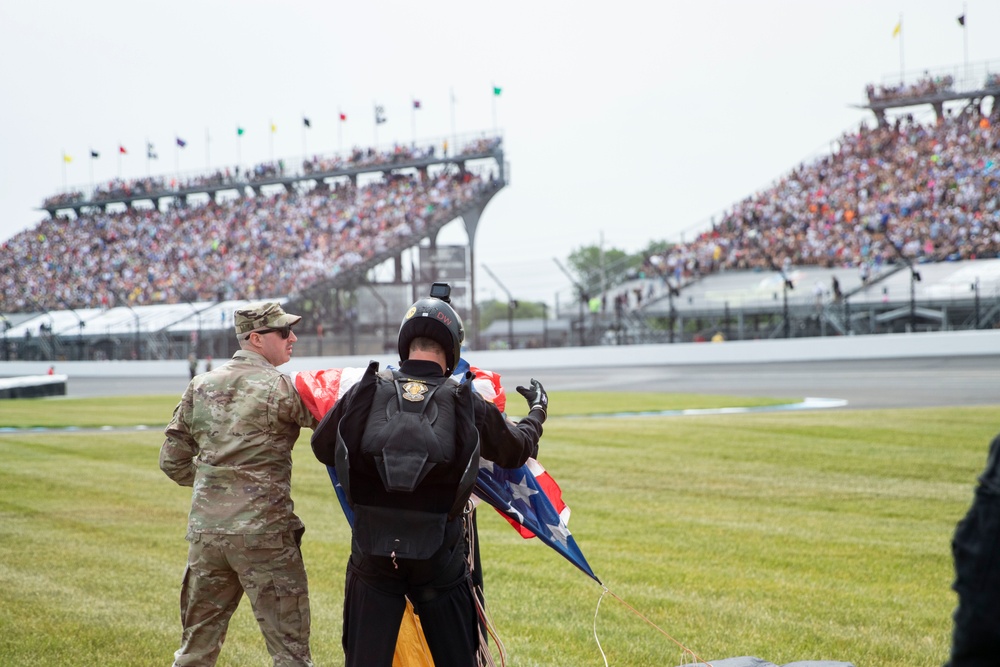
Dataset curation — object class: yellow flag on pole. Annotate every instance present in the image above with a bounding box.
[892,20,901,38]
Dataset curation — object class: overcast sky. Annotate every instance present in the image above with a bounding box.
[1,0,996,307]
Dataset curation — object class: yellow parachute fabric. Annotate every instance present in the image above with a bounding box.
[392,600,434,667]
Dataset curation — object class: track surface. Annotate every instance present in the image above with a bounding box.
[61,355,1000,410]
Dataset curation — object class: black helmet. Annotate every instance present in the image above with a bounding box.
[398,295,464,374]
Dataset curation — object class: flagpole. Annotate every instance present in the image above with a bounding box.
[205,127,211,170]
[898,14,904,85]
[338,109,343,154]
[301,112,307,163]
[491,82,498,133]
[373,103,378,147]
[963,4,969,85]
[61,151,67,191]
[450,87,456,155]
[236,127,242,173]
[174,132,180,179]
[118,143,122,179]
[269,118,274,162]
[146,137,151,177]
[411,97,416,147]
[89,150,94,192]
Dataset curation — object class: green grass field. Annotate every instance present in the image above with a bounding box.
[0,393,993,666]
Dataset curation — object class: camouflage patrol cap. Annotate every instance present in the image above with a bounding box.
[234,301,302,335]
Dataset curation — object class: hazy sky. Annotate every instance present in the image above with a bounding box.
[1,0,995,307]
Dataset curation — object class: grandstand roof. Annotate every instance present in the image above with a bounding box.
[6,259,999,341]
[41,135,503,215]
[643,258,1000,316]
[4,299,287,339]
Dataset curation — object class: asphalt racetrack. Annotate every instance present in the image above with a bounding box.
[61,355,1000,410]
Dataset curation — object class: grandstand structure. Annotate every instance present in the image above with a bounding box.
[855,59,1000,127]
[39,138,504,220]
[3,134,508,362]
[575,257,1000,347]
[591,59,1000,346]
[3,61,1000,364]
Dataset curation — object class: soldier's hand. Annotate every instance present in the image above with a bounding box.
[516,378,548,421]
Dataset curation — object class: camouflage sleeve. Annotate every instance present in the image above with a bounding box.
[160,387,198,486]
[277,374,319,430]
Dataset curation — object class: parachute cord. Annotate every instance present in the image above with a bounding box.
[594,585,713,667]
[464,502,506,667]
[592,586,610,667]
[475,592,506,667]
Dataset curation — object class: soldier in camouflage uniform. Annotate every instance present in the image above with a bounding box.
[160,301,319,667]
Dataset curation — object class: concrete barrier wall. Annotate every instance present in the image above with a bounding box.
[0,374,68,398]
[1,330,997,379]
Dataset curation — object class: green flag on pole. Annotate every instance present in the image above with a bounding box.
[493,86,502,96]
[237,127,245,136]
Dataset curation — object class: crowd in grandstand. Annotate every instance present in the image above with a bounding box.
[304,144,436,175]
[42,169,258,209]
[41,190,87,208]
[8,111,999,317]
[865,71,1000,106]
[3,166,500,313]
[646,108,1000,284]
[866,74,957,103]
[41,138,503,209]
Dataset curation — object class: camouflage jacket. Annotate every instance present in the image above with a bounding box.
[160,350,319,535]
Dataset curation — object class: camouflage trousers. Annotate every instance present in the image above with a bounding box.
[172,529,312,667]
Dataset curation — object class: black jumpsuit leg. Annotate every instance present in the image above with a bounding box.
[947,435,1000,667]
[342,562,406,667]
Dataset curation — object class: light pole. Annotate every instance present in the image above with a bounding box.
[57,298,87,361]
[745,230,794,338]
[972,278,980,329]
[781,275,792,339]
[345,290,357,356]
[26,296,57,361]
[881,233,921,333]
[115,294,141,359]
[183,297,203,358]
[0,314,10,361]
[482,264,517,350]
[909,266,921,332]
[541,302,549,348]
[554,258,587,346]
[664,278,682,343]
[363,280,390,353]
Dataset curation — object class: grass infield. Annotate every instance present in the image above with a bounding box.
[0,393,992,666]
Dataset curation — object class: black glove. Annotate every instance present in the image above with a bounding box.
[516,378,548,421]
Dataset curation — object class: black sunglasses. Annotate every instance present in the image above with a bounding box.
[245,325,293,340]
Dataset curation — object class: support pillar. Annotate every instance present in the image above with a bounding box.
[932,101,945,123]
[461,206,483,350]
